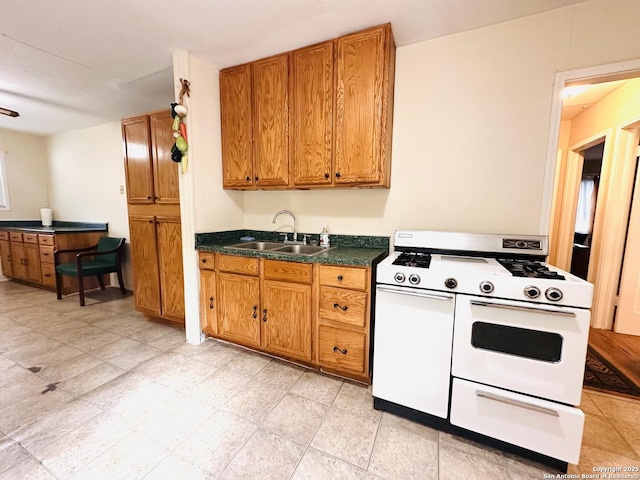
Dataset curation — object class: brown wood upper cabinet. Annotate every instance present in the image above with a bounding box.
[220,23,395,190]
[122,111,179,204]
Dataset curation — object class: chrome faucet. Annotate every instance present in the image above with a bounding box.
[272,210,298,243]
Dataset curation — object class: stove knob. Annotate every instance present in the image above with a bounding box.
[444,278,458,289]
[479,281,494,294]
[394,272,406,283]
[545,287,563,302]
[408,274,421,285]
[524,285,541,299]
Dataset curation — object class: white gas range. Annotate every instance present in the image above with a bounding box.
[372,230,594,471]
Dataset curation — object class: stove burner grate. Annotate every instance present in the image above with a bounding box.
[392,252,432,269]
[498,258,565,280]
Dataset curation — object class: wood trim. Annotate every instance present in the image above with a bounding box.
[592,121,640,329]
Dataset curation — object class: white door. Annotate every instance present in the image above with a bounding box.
[372,285,455,418]
[615,144,640,336]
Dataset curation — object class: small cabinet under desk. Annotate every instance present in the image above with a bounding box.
[0,228,107,294]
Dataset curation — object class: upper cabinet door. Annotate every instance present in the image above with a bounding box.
[290,42,334,187]
[150,110,180,204]
[335,25,393,187]
[122,116,154,203]
[220,64,254,189]
[253,54,289,187]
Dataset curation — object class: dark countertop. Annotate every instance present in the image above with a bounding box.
[0,221,108,234]
[196,229,389,266]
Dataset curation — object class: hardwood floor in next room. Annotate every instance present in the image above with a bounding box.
[0,281,639,479]
[589,327,640,388]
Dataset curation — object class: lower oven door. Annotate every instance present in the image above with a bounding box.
[451,294,590,406]
[372,285,454,418]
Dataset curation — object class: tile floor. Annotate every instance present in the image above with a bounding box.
[0,281,639,479]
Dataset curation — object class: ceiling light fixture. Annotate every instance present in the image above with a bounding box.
[0,107,20,117]
[562,85,590,99]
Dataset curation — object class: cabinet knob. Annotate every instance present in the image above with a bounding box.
[255,176,259,181]
[324,173,330,179]
[209,297,214,309]
[246,176,250,181]
[201,259,207,263]
[333,303,348,311]
[252,305,257,319]
[148,220,153,224]
[333,346,348,355]
[337,275,343,281]
[335,172,341,178]
[147,196,151,199]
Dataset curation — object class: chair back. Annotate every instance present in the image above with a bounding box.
[96,237,125,265]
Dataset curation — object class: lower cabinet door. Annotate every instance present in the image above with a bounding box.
[261,280,312,362]
[156,216,185,323]
[450,378,585,464]
[129,215,161,316]
[218,272,260,348]
[25,244,42,283]
[200,269,217,335]
[0,239,13,277]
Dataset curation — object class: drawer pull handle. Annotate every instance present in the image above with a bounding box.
[333,303,348,311]
[263,309,267,322]
[209,297,214,309]
[476,391,559,417]
[252,305,257,319]
[333,346,347,355]
[470,300,576,317]
[44,274,51,277]
[337,275,343,281]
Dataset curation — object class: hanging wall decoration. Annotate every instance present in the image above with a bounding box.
[171,78,191,174]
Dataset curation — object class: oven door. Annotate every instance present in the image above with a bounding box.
[451,294,590,406]
[372,285,455,418]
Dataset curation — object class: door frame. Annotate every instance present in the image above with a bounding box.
[541,59,640,330]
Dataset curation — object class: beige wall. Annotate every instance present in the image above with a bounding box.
[235,0,640,239]
[45,121,133,288]
[0,128,48,219]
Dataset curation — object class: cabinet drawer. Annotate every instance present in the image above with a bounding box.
[319,286,367,327]
[10,232,23,242]
[198,251,216,271]
[319,265,367,290]
[40,245,55,264]
[318,325,365,375]
[38,235,55,246]
[0,231,8,241]
[24,233,39,244]
[217,254,259,276]
[41,264,56,287]
[264,259,312,284]
[450,378,584,464]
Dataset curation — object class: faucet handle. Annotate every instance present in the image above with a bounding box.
[278,233,289,243]
[302,234,310,245]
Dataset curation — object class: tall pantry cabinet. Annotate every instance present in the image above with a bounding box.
[122,110,185,324]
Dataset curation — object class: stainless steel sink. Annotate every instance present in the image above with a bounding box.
[225,241,284,251]
[272,244,333,255]
[224,241,334,256]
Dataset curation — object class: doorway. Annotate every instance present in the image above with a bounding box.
[548,68,640,396]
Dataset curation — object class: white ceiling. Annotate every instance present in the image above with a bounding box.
[0,0,591,136]
[561,80,628,120]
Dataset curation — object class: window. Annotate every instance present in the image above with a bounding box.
[0,151,10,210]
[575,178,596,235]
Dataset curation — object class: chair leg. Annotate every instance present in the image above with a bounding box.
[78,271,85,307]
[97,275,105,290]
[117,268,126,295]
[55,272,62,300]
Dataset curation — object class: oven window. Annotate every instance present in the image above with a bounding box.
[471,322,563,363]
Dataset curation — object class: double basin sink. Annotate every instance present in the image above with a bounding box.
[225,241,334,256]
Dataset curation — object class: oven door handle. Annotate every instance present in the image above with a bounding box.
[377,286,453,302]
[470,300,577,317]
[476,390,559,417]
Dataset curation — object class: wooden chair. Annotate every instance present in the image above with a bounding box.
[54,236,127,306]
